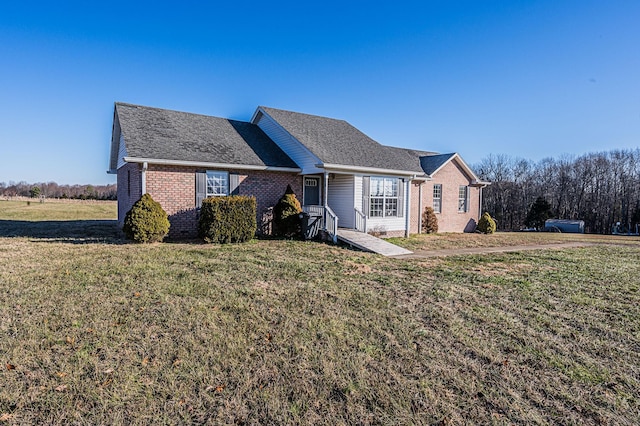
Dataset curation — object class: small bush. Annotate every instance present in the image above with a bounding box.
[273,185,302,238]
[123,194,170,243]
[422,206,438,233]
[199,196,257,243]
[476,212,497,234]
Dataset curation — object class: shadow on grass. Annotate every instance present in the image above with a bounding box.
[0,220,125,244]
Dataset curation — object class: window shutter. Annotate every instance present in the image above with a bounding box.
[195,170,206,208]
[229,173,240,195]
[362,176,370,216]
[397,179,404,217]
[466,186,470,212]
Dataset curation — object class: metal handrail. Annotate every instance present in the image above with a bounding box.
[354,207,367,233]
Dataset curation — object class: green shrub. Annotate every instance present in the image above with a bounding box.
[421,206,438,234]
[273,185,302,238]
[123,194,170,243]
[199,196,257,243]
[476,211,497,234]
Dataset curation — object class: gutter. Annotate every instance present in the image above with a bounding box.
[122,157,302,173]
[317,162,427,178]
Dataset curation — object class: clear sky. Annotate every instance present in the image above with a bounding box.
[1,0,638,185]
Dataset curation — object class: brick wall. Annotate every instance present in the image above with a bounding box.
[409,160,480,233]
[116,162,141,226]
[142,164,302,238]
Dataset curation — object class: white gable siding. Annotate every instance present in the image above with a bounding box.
[255,112,323,174]
[117,133,128,169]
[328,175,355,229]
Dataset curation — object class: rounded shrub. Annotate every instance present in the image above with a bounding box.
[123,193,170,243]
[476,211,497,234]
[273,184,302,238]
[421,206,438,234]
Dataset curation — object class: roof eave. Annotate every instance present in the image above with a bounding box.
[318,162,427,178]
[122,157,301,173]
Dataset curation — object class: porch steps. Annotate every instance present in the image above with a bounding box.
[336,229,413,257]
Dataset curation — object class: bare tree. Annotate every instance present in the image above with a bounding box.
[474,148,640,234]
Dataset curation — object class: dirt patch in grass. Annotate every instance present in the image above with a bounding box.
[1,229,638,424]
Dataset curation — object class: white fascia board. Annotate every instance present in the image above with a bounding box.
[249,106,263,124]
[429,153,481,182]
[122,157,301,173]
[318,162,426,178]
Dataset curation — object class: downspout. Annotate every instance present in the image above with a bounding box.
[417,181,424,234]
[141,162,148,195]
[404,179,411,238]
[478,185,483,220]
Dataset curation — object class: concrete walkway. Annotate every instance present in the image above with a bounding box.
[337,229,413,256]
[391,241,594,259]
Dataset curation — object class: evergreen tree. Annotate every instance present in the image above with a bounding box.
[273,185,302,238]
[525,196,553,230]
[421,206,438,234]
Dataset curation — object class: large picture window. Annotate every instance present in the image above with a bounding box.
[206,171,229,197]
[458,185,469,212]
[369,177,399,217]
[433,184,442,213]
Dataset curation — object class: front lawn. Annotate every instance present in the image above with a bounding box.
[1,231,638,424]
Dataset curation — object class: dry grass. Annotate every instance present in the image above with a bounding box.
[1,203,639,424]
[0,200,116,221]
[387,231,640,251]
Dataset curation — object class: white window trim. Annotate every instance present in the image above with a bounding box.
[433,184,442,214]
[369,176,399,218]
[206,170,229,197]
[458,185,469,213]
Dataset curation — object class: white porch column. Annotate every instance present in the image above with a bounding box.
[323,172,329,208]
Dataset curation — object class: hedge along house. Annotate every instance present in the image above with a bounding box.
[109,103,489,239]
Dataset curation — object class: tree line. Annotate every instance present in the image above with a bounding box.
[0,181,117,200]
[474,149,640,234]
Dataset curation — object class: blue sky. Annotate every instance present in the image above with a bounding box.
[1,0,638,185]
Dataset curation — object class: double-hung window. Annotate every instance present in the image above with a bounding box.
[206,171,229,197]
[458,185,469,212]
[369,177,399,217]
[433,184,442,213]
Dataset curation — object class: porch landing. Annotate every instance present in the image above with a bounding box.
[336,229,413,257]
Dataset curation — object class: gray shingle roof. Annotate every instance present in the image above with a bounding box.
[114,103,298,169]
[383,146,442,175]
[259,107,433,173]
[418,153,457,175]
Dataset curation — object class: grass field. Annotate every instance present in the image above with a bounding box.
[0,199,116,221]
[1,201,639,424]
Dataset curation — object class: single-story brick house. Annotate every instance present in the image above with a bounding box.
[108,103,489,239]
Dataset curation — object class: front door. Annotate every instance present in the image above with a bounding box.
[303,177,320,205]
